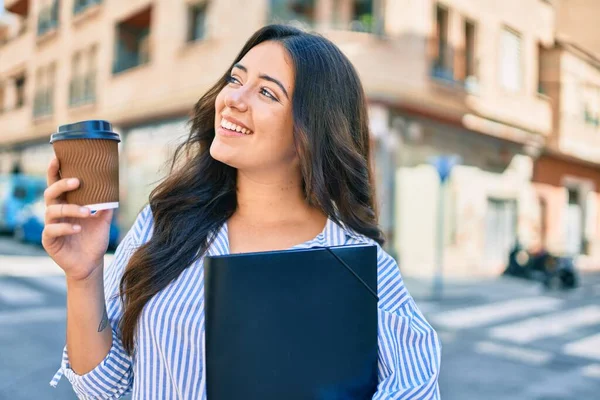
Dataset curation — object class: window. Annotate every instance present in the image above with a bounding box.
[70,45,97,106]
[15,74,26,108]
[350,0,374,32]
[270,0,315,27]
[38,0,60,36]
[565,187,584,255]
[187,3,207,42]
[0,85,4,113]
[431,4,453,80]
[34,63,55,118]
[499,27,522,92]
[464,20,476,79]
[69,52,83,106]
[537,43,545,94]
[584,90,600,127]
[113,7,152,74]
[73,0,102,16]
[85,45,97,102]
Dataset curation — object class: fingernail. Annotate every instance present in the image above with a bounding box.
[80,207,89,215]
[73,225,81,231]
[68,178,78,186]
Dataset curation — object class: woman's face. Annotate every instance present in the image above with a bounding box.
[211,41,296,173]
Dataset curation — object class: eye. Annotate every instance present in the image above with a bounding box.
[260,87,278,101]
[226,75,241,85]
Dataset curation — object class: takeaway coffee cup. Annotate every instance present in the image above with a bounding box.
[50,120,120,212]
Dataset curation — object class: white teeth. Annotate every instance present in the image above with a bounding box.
[220,118,252,134]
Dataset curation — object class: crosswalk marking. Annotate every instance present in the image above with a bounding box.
[581,364,600,379]
[26,276,67,294]
[490,305,600,344]
[474,341,553,366]
[0,280,46,306]
[430,297,563,329]
[563,333,600,361]
[0,307,65,325]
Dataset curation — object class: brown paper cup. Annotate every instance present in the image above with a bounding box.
[50,120,121,212]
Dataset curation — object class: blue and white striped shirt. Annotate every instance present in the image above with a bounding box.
[51,206,441,399]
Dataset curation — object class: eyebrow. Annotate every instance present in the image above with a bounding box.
[233,63,289,99]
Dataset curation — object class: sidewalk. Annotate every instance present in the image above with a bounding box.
[0,254,115,277]
[404,274,547,311]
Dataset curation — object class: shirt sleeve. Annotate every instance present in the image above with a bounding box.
[49,205,154,399]
[373,246,442,400]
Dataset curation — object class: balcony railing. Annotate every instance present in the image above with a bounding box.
[428,38,479,92]
[74,0,102,16]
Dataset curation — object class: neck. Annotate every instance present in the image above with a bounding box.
[233,168,318,224]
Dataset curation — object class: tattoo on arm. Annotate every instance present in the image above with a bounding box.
[98,307,109,332]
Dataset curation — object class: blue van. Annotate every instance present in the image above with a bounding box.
[0,174,47,233]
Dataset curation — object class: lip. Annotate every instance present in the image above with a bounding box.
[216,126,246,137]
[221,115,252,133]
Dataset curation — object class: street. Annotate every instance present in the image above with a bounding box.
[0,236,599,399]
[407,273,600,399]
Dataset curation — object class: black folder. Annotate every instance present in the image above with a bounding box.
[204,244,379,400]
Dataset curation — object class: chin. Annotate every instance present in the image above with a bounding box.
[210,139,239,168]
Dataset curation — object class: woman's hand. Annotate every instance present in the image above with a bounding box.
[42,157,113,282]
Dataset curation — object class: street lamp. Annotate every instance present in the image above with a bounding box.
[429,154,462,300]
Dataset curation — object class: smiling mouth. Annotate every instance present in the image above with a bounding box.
[219,118,253,135]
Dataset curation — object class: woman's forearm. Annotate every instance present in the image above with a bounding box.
[65,262,113,375]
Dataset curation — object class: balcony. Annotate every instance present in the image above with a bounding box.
[427,39,477,93]
[558,112,600,163]
[4,0,28,15]
[0,29,34,75]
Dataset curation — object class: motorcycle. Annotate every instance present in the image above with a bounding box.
[502,241,579,290]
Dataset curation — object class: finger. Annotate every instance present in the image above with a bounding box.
[44,178,80,206]
[45,204,90,224]
[47,157,61,187]
[43,223,82,239]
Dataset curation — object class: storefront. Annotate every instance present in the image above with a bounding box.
[533,153,600,269]
[390,115,541,277]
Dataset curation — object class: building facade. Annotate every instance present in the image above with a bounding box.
[2,0,596,277]
[533,3,600,271]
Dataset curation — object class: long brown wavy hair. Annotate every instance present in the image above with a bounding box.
[119,24,385,355]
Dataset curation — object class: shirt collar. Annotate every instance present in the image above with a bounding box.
[206,217,363,257]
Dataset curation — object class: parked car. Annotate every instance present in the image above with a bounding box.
[14,198,121,251]
[0,174,46,233]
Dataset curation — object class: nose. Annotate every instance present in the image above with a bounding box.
[224,87,249,112]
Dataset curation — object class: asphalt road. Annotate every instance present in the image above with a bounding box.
[1,236,599,399]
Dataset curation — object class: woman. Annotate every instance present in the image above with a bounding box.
[46,24,441,399]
